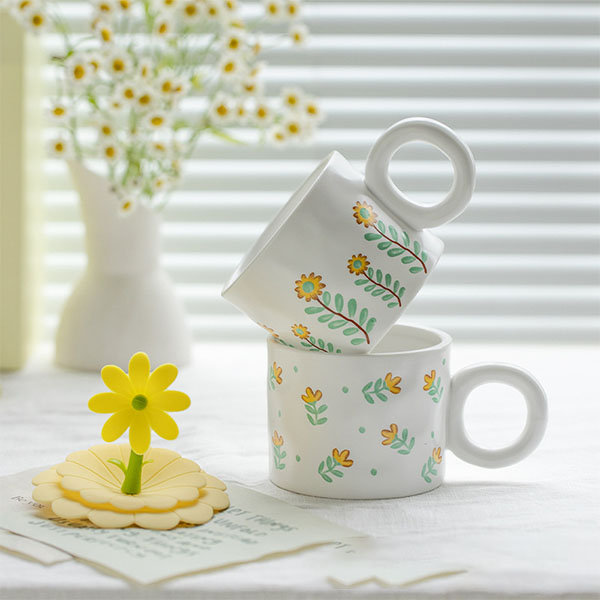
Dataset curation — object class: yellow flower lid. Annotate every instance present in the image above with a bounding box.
[32,444,229,530]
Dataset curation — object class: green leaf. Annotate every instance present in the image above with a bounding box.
[388,247,404,257]
[107,458,127,475]
[305,306,324,314]
[365,317,376,333]
[335,293,344,312]
[351,338,366,345]
[359,308,368,325]
[329,319,346,329]
[321,473,332,483]
[421,250,428,261]
[367,267,374,278]
[414,240,421,255]
[277,463,286,470]
[409,438,415,449]
[402,231,410,245]
[316,418,328,425]
[322,291,331,305]
[387,301,398,308]
[280,451,286,459]
[376,269,383,283]
[307,414,316,425]
[402,428,408,440]
[371,288,385,297]
[318,313,334,323]
[377,241,392,250]
[347,298,357,317]
[331,469,344,477]
[364,284,375,292]
[318,338,325,348]
[401,255,416,264]
[389,225,399,241]
[355,279,368,286]
[326,456,335,469]
[317,404,328,413]
[393,280,400,293]
[382,293,393,301]
[398,449,410,455]
[385,273,392,287]
[318,461,325,473]
[409,266,423,274]
[343,327,359,336]
[327,343,334,352]
[365,233,382,241]
[377,220,386,233]
[398,287,406,297]
[362,381,373,392]
[374,378,383,391]
[376,392,387,402]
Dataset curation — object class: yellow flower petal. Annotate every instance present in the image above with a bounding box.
[129,411,151,454]
[147,409,179,440]
[152,390,190,412]
[101,409,133,442]
[146,363,178,395]
[101,365,134,395]
[128,352,150,392]
[88,392,129,414]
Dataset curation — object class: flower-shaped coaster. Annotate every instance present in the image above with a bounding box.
[33,444,229,530]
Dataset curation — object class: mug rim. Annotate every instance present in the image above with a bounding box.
[268,323,452,357]
[221,150,346,296]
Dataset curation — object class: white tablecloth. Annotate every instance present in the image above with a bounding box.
[1,341,599,599]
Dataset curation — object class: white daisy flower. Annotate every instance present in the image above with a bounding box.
[267,125,287,146]
[233,99,249,123]
[92,18,113,43]
[154,15,174,37]
[208,92,234,124]
[105,94,127,114]
[151,175,171,194]
[303,95,323,122]
[118,196,137,216]
[181,0,203,22]
[281,112,307,140]
[205,0,224,20]
[22,7,47,33]
[239,75,263,96]
[117,0,132,10]
[135,86,156,111]
[115,81,137,104]
[47,137,71,157]
[48,103,69,123]
[156,70,177,95]
[223,0,238,13]
[144,111,170,131]
[138,58,154,79]
[222,28,246,53]
[87,52,103,73]
[218,53,246,80]
[106,51,132,77]
[98,121,115,137]
[285,0,301,19]
[95,0,116,17]
[170,76,190,98]
[253,98,273,126]
[263,0,283,21]
[289,22,308,45]
[65,54,92,86]
[10,0,34,17]
[154,0,177,10]
[281,86,304,111]
[102,141,120,162]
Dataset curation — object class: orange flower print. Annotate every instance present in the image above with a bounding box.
[347,253,370,275]
[421,447,442,483]
[381,423,398,446]
[423,370,444,403]
[384,373,401,394]
[294,272,325,302]
[332,448,353,467]
[291,323,310,340]
[272,430,284,447]
[259,323,279,339]
[353,201,377,228]
[269,362,282,390]
[433,447,442,464]
[423,370,436,391]
[301,387,322,403]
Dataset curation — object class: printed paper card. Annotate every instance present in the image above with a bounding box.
[0,530,71,565]
[0,469,363,584]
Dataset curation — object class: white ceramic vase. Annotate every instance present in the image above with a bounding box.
[55,161,191,371]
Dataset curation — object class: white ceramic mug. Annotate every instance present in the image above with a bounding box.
[266,325,547,499]
[222,118,475,354]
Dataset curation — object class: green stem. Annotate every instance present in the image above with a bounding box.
[121,450,143,495]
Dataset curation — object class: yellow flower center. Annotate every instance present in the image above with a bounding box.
[105,146,116,158]
[257,107,267,118]
[216,104,228,116]
[53,107,65,116]
[287,122,299,134]
[113,59,125,72]
[139,94,151,105]
[101,125,111,135]
[229,38,239,49]
[32,14,44,26]
[223,61,235,73]
[131,394,148,410]
[55,142,64,152]
[73,65,85,79]
[101,29,111,42]
[185,4,196,15]
[151,116,164,126]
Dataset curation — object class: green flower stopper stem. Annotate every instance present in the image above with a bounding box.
[121,450,143,495]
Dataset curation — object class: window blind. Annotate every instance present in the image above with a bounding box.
[41,0,600,343]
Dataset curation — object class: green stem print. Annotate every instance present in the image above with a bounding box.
[362,372,402,403]
[290,324,341,353]
[423,370,444,403]
[295,273,375,346]
[421,448,443,483]
[269,362,283,391]
[352,202,428,274]
[301,387,328,426]
[350,259,406,308]
[381,424,415,455]
[318,449,354,482]
[272,431,286,470]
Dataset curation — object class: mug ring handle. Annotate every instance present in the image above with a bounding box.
[447,363,548,468]
[364,117,476,231]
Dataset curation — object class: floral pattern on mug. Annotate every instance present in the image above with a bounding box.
[423,370,444,403]
[302,387,328,425]
[381,424,415,455]
[261,324,295,348]
[318,448,353,482]
[349,254,406,309]
[272,430,286,470]
[362,373,401,403]
[269,362,283,390]
[421,447,442,483]
[296,274,375,346]
[353,202,428,274]
[291,324,341,353]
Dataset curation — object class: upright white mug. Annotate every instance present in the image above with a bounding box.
[223,118,476,354]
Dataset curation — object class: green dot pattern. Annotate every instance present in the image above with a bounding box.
[359,427,366,434]
[293,366,298,373]
[296,455,301,462]
[370,468,377,476]
[342,386,349,393]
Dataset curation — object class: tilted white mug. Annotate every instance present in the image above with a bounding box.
[222,118,476,354]
[266,324,547,499]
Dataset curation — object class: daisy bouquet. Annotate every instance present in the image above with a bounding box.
[4,0,321,211]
